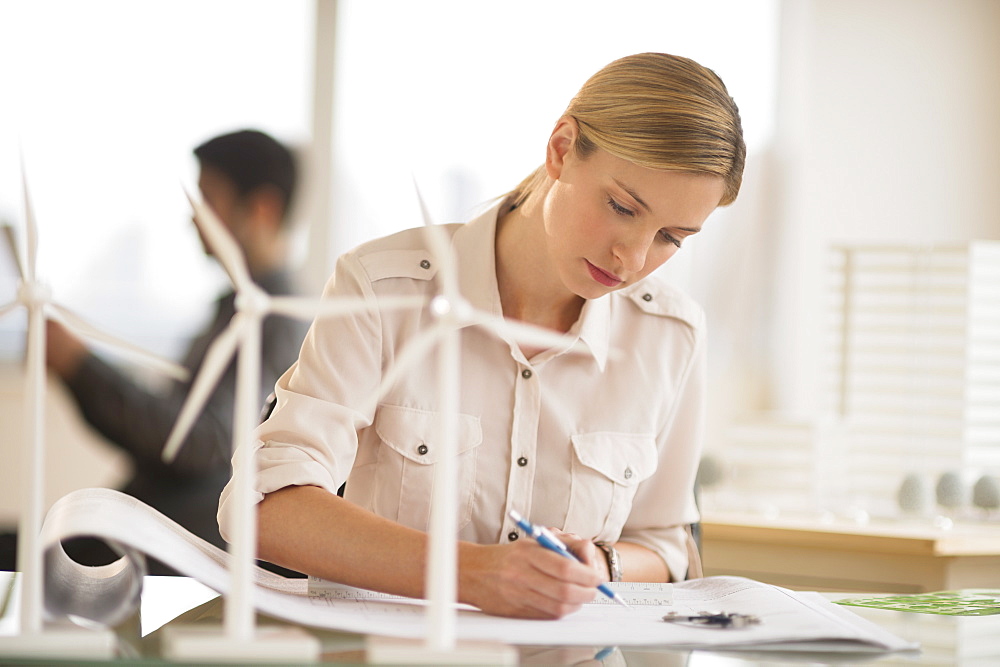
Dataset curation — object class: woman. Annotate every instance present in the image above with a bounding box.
[219,52,745,619]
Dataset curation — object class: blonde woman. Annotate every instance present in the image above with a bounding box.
[219,52,745,619]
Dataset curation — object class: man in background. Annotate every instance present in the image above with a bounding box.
[1,129,308,573]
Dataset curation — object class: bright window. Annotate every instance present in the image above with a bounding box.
[329,0,779,258]
[0,0,778,361]
[0,0,313,359]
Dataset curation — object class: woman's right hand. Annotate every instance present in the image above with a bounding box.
[257,486,603,619]
[457,540,602,618]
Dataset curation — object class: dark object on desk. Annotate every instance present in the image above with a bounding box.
[663,611,761,629]
[898,472,933,514]
[973,475,1000,511]
[936,470,966,510]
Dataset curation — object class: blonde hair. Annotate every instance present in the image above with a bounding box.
[509,52,745,208]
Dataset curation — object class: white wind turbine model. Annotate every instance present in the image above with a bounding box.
[364,185,582,665]
[161,182,579,664]
[158,188,425,662]
[0,168,188,660]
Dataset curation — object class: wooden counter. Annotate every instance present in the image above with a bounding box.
[701,512,1000,593]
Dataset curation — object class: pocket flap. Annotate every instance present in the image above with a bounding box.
[570,432,657,486]
[375,404,482,464]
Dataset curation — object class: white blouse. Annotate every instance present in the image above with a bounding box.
[219,202,706,580]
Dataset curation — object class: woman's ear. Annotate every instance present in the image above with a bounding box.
[545,117,579,180]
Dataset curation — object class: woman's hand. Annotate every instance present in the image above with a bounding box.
[550,529,610,583]
[458,538,603,619]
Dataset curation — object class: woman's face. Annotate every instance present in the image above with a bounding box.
[541,120,725,301]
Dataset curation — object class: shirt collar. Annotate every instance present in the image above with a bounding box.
[571,294,611,371]
[451,201,611,371]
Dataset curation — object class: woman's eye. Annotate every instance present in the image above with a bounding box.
[607,197,635,217]
[659,230,682,248]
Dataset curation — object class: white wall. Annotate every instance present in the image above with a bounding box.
[766,0,1000,418]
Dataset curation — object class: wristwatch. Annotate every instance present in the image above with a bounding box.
[594,541,623,582]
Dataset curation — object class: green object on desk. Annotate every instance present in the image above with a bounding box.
[835,590,1000,616]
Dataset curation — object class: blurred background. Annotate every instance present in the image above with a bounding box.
[0,0,998,532]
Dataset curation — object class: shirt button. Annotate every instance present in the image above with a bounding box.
[420,259,431,270]
[624,467,633,480]
[521,369,532,379]
[517,456,528,467]
[642,293,653,302]
[417,444,429,455]
[508,532,519,542]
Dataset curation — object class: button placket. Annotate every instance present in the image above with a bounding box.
[503,360,541,543]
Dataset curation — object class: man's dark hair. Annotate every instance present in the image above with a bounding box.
[194,129,298,221]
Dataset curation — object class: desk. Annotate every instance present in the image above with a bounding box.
[702,512,1000,593]
[3,574,1000,664]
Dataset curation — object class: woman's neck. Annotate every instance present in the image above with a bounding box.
[494,196,585,336]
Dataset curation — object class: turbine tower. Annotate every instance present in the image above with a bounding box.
[0,165,186,660]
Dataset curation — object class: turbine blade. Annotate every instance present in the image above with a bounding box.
[361,322,446,412]
[267,294,425,321]
[412,180,460,300]
[21,164,38,282]
[1,224,26,280]
[0,300,20,320]
[162,317,243,462]
[183,187,252,290]
[49,304,189,382]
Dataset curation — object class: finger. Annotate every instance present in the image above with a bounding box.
[513,584,590,620]
[527,544,601,587]
[499,561,594,618]
[563,536,600,568]
[544,529,586,547]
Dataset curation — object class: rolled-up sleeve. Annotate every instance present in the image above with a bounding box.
[218,251,384,540]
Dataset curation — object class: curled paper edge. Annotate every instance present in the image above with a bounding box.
[42,538,146,628]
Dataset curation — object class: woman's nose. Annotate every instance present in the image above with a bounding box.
[613,233,653,273]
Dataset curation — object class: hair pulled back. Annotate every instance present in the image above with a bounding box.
[510,52,745,208]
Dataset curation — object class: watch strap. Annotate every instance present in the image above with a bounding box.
[594,541,623,582]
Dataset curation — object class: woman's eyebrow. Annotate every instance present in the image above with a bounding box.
[612,178,653,213]
[613,177,703,234]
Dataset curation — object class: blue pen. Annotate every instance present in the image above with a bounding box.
[508,509,631,609]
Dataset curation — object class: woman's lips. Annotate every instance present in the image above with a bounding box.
[586,261,623,287]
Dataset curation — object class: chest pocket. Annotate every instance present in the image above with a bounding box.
[567,432,657,537]
[373,404,483,531]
